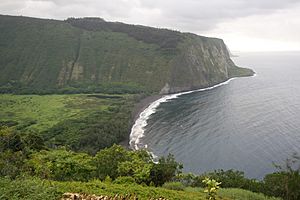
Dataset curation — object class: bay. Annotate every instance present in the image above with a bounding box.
[141,52,300,179]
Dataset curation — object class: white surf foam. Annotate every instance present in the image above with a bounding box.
[129,74,256,151]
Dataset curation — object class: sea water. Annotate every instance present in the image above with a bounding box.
[130,52,300,179]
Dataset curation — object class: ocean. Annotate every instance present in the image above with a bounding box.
[130,52,300,179]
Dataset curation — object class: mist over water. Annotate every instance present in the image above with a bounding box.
[141,52,300,179]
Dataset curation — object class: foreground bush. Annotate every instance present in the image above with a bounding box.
[113,176,136,185]
[26,148,95,181]
[202,178,221,200]
[263,154,300,200]
[0,125,296,199]
[264,170,300,200]
[0,177,60,200]
[21,144,182,186]
[0,177,204,200]
[162,182,185,191]
[192,169,258,189]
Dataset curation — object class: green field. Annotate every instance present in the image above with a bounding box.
[0,94,137,154]
[0,178,280,200]
[0,94,124,131]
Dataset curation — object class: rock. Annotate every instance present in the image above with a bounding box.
[61,193,168,200]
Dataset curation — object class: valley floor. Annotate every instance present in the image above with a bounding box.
[0,94,137,154]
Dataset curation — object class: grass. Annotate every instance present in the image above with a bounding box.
[185,187,281,200]
[0,94,137,153]
[218,188,281,200]
[0,177,281,200]
[0,94,123,132]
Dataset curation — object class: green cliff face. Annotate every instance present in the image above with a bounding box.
[0,15,254,94]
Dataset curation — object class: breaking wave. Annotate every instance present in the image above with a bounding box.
[129,74,256,151]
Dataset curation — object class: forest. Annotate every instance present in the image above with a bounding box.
[1,125,299,199]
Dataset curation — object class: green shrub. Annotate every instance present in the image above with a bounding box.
[263,154,300,200]
[174,173,196,187]
[200,169,248,188]
[162,181,185,191]
[0,177,60,200]
[264,171,300,200]
[117,150,153,184]
[104,176,112,184]
[202,178,221,200]
[193,169,264,193]
[113,176,136,185]
[0,150,25,178]
[218,188,280,200]
[93,145,130,180]
[150,154,183,186]
[26,148,95,181]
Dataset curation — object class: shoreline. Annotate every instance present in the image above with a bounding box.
[128,73,256,151]
[119,94,163,149]
[131,95,164,122]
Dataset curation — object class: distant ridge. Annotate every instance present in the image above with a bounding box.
[0,14,254,94]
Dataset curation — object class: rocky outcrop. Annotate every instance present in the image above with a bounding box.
[61,193,169,200]
[161,34,253,94]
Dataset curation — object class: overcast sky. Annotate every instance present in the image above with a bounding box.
[1,0,300,52]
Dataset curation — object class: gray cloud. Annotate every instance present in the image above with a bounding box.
[0,0,26,12]
[0,0,299,51]
[0,0,299,31]
[135,0,300,32]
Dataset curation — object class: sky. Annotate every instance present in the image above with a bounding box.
[1,0,300,52]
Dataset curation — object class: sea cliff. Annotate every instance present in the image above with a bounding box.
[0,15,253,95]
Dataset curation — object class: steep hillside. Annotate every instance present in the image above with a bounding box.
[0,15,253,94]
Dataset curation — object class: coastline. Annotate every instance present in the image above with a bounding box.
[128,73,256,151]
[119,94,163,149]
[131,95,164,122]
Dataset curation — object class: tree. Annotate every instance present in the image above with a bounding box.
[150,154,183,186]
[264,154,300,200]
[0,150,24,178]
[174,173,196,187]
[117,150,153,184]
[0,126,23,152]
[26,148,95,181]
[0,126,44,154]
[0,126,45,178]
[93,144,130,180]
[22,132,45,153]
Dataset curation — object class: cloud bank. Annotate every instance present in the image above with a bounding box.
[1,0,300,51]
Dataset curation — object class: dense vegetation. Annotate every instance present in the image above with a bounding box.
[0,177,281,200]
[1,125,299,199]
[0,15,171,94]
[174,167,300,200]
[66,17,183,51]
[0,14,253,95]
[0,126,288,200]
[0,125,181,185]
[0,94,140,154]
